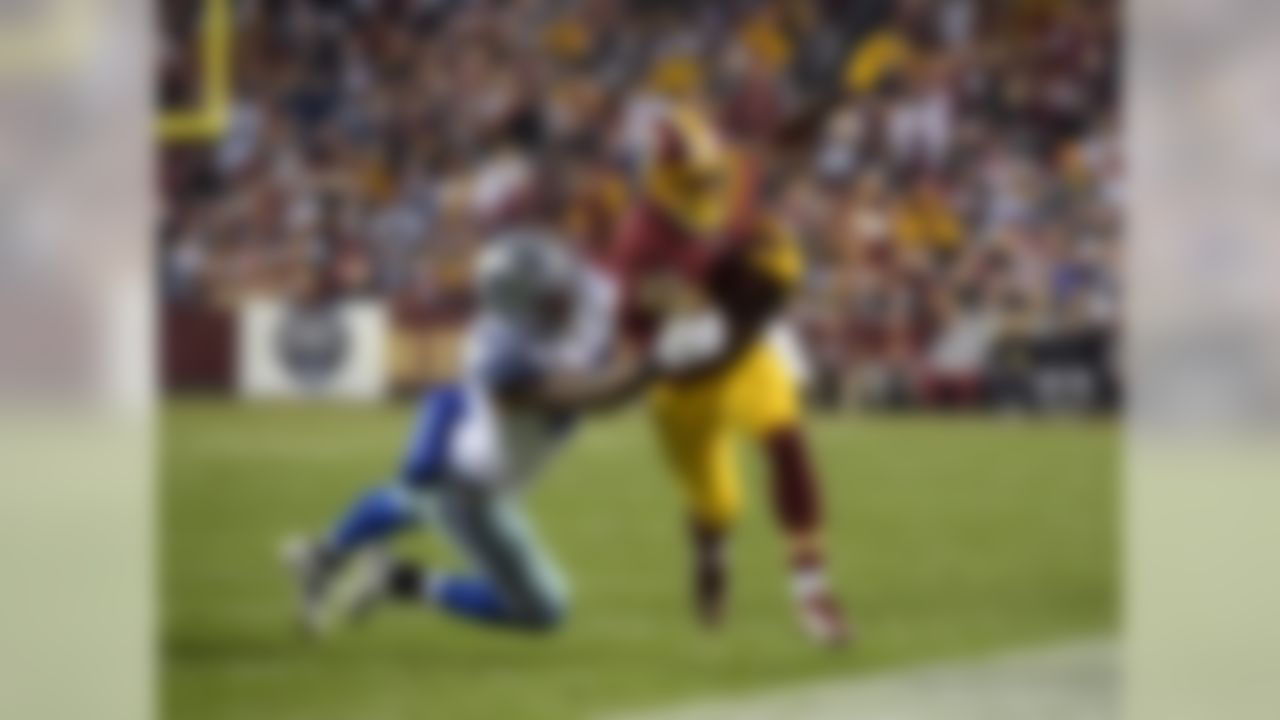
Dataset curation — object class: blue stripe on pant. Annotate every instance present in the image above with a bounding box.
[327,484,416,556]
[424,484,570,631]
[324,385,465,557]
[402,384,467,488]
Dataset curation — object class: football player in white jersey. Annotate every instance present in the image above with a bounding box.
[283,229,650,634]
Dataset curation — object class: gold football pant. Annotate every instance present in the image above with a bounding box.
[649,339,801,530]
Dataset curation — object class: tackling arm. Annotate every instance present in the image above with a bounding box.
[498,343,654,413]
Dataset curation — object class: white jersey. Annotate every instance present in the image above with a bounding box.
[436,266,617,489]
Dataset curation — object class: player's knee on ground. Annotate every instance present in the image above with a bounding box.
[494,550,571,631]
[507,583,570,631]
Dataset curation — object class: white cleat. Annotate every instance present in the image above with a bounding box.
[280,535,339,638]
[796,589,853,649]
[346,547,395,625]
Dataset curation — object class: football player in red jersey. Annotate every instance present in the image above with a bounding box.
[610,104,850,646]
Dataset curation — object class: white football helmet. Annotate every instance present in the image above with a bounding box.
[475,230,579,334]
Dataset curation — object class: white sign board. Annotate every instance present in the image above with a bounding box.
[238,299,388,401]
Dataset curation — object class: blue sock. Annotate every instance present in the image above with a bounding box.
[425,575,510,624]
[326,484,416,557]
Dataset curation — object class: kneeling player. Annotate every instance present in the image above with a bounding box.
[284,231,646,634]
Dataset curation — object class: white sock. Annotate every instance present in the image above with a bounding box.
[790,565,830,601]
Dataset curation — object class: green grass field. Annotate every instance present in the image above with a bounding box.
[164,400,1116,720]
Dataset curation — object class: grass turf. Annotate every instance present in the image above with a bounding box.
[164,399,1116,720]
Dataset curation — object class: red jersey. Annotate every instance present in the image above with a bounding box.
[609,203,800,345]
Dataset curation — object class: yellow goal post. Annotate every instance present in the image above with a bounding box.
[158,0,232,144]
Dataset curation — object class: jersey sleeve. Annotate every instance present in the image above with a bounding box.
[608,208,661,343]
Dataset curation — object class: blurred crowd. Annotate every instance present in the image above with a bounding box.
[160,0,1121,413]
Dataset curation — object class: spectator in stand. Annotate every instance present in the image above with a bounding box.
[160,0,1121,413]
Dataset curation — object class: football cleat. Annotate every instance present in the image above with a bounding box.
[796,588,853,648]
[280,535,340,637]
[345,547,397,625]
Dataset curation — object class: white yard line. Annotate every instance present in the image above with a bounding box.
[604,638,1118,720]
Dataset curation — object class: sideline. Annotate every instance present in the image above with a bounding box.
[604,638,1118,720]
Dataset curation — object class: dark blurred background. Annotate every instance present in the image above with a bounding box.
[158,0,1120,415]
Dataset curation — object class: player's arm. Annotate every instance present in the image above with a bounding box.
[494,343,654,413]
[608,208,664,344]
